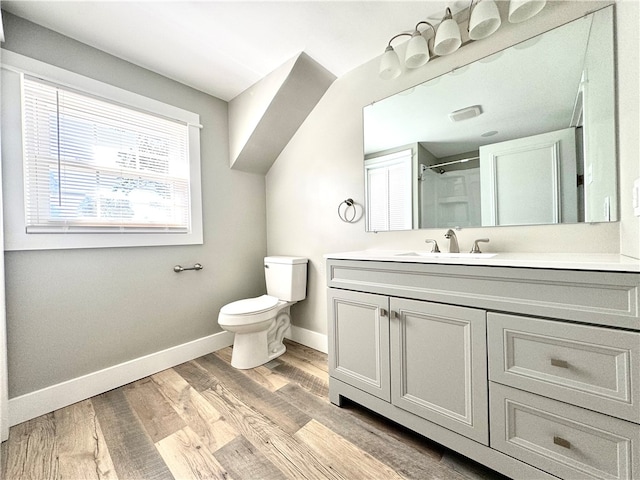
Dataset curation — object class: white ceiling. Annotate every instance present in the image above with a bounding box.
[1,0,469,101]
[364,14,592,157]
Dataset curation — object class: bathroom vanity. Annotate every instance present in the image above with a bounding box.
[325,251,640,480]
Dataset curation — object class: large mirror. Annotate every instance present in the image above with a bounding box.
[363,6,616,232]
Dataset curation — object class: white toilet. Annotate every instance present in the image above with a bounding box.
[218,256,308,369]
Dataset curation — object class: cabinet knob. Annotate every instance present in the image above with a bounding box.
[553,436,571,449]
[550,358,569,368]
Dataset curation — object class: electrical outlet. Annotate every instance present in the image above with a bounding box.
[634,177,640,217]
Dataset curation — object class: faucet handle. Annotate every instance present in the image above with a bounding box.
[424,239,441,253]
[470,238,489,254]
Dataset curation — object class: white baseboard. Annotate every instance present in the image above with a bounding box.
[9,326,327,427]
[8,331,234,427]
[286,325,328,354]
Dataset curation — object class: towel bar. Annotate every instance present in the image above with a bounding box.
[173,263,203,273]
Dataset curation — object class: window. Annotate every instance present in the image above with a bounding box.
[1,50,203,250]
[364,150,413,231]
[23,77,191,233]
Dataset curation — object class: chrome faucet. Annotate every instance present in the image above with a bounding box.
[444,229,459,253]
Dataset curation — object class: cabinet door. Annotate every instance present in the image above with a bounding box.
[328,289,390,401]
[390,298,489,445]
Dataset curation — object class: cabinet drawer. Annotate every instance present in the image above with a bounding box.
[488,313,640,423]
[490,383,640,480]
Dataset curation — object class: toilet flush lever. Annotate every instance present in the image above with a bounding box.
[174,263,203,273]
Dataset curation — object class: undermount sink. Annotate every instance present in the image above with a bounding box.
[395,252,497,259]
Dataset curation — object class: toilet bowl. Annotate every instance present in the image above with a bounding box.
[218,256,307,369]
[218,295,292,369]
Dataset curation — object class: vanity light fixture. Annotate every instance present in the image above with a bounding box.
[379,33,411,80]
[378,0,547,80]
[508,0,547,23]
[468,0,502,40]
[405,22,435,69]
[433,8,462,56]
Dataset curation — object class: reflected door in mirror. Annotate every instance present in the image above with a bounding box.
[480,128,578,226]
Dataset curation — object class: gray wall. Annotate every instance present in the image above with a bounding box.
[266,1,637,337]
[2,12,268,398]
[617,0,640,257]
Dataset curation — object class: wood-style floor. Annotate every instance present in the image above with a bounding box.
[1,340,507,480]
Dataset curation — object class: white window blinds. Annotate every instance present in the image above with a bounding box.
[22,76,191,233]
[365,150,413,231]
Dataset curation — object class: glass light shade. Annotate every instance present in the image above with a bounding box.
[508,0,546,23]
[469,0,501,40]
[405,32,430,69]
[434,18,462,56]
[379,45,402,80]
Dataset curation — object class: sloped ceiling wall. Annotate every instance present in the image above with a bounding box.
[228,52,336,174]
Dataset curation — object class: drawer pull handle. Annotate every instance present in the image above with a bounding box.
[553,436,571,449]
[379,308,388,317]
[550,358,569,368]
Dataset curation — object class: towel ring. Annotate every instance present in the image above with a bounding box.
[338,198,357,223]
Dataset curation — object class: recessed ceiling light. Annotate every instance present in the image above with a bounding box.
[420,76,441,87]
[481,130,499,137]
[514,36,542,50]
[448,65,470,76]
[479,51,505,63]
[398,88,416,96]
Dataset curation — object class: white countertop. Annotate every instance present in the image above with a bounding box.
[325,250,640,273]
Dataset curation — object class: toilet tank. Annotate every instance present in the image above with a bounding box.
[264,256,308,301]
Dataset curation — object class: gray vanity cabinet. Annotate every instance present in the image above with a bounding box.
[328,289,490,444]
[326,257,640,480]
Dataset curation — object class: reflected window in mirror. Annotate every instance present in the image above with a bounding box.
[365,149,413,231]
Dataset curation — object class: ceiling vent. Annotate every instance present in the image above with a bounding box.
[449,105,483,122]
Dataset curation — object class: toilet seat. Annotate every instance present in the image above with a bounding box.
[221,294,279,315]
[218,295,281,326]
